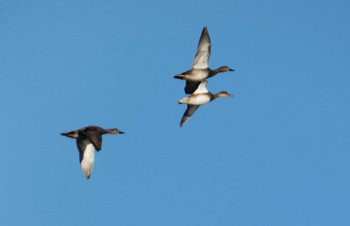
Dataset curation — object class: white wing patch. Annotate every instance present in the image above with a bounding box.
[78,139,95,179]
[193,80,208,94]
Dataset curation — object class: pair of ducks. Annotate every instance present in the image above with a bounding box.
[174,27,235,126]
[62,27,235,179]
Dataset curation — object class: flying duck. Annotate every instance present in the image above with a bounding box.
[178,80,233,126]
[61,125,124,179]
[174,27,234,94]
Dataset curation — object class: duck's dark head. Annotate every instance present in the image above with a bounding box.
[107,128,125,134]
[217,66,234,72]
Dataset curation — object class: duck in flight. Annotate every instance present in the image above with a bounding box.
[178,80,233,127]
[61,125,124,179]
[174,27,234,94]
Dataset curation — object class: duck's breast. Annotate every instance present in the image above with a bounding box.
[188,94,211,105]
[188,69,209,81]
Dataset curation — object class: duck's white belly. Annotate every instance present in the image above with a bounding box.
[188,94,211,105]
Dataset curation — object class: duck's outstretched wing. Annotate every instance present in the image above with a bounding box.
[184,81,201,94]
[77,138,95,179]
[180,105,200,127]
[80,129,103,151]
[192,27,211,69]
[193,80,209,94]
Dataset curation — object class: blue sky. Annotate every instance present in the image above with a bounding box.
[1,0,350,225]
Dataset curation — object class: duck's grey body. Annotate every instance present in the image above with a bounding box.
[178,80,233,127]
[61,125,124,179]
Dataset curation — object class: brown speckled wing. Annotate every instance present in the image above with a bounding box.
[79,130,103,151]
[180,105,200,127]
[76,138,86,163]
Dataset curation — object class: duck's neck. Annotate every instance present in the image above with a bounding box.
[208,68,220,77]
[104,129,113,135]
[209,92,217,101]
[211,94,220,101]
[209,66,231,77]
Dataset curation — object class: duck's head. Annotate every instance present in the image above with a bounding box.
[218,66,235,72]
[107,128,125,134]
[214,91,234,98]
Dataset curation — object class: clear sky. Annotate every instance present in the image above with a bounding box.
[1,0,349,225]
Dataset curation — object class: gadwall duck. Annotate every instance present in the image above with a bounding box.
[178,80,233,126]
[61,125,124,179]
[174,27,234,94]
